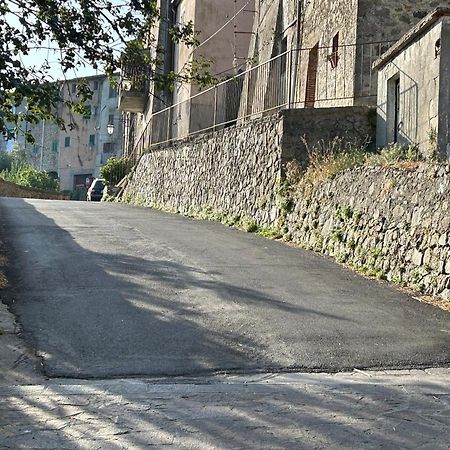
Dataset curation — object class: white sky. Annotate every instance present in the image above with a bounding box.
[7,1,126,82]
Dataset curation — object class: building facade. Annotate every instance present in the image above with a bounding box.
[120,0,255,158]
[58,75,122,191]
[375,9,450,160]
[240,0,444,114]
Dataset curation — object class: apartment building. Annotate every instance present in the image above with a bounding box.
[120,0,255,157]
[1,74,122,191]
[58,75,122,191]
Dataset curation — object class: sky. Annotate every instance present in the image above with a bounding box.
[7,1,126,83]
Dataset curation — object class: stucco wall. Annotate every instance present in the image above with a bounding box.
[376,19,443,157]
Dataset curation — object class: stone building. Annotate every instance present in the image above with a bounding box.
[241,0,446,115]
[375,8,450,160]
[120,0,255,157]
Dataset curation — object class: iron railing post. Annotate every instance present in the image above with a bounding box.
[213,86,218,131]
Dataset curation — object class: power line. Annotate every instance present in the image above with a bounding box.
[194,0,252,52]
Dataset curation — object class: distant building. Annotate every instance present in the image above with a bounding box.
[58,74,122,191]
[2,74,123,191]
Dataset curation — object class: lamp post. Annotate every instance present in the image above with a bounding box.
[107,123,114,135]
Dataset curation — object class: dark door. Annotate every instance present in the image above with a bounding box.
[394,78,400,143]
[305,43,319,107]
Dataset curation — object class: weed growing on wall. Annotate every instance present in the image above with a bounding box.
[297,139,424,190]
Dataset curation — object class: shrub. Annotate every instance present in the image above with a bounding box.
[366,143,422,166]
[100,156,132,186]
[0,161,59,191]
[70,187,88,201]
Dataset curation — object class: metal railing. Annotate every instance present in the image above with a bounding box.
[127,41,394,161]
[121,64,152,92]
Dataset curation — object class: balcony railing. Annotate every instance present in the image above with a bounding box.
[126,41,394,162]
[118,64,152,113]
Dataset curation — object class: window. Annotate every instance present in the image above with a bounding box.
[103,142,115,153]
[32,144,39,154]
[64,136,71,147]
[83,105,92,119]
[93,80,99,90]
[108,114,114,125]
[109,85,117,98]
[329,33,339,69]
[51,140,58,153]
[94,106,99,117]
[71,83,77,94]
[89,134,95,146]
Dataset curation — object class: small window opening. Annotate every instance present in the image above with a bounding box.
[435,39,441,58]
[329,33,339,69]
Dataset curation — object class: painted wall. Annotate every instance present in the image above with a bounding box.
[124,0,255,157]
[59,75,122,191]
[376,19,444,157]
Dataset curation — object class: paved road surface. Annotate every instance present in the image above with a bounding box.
[0,198,449,378]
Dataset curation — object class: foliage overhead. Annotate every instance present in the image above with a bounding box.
[0,0,210,142]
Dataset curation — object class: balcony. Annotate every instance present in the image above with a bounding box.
[118,65,150,113]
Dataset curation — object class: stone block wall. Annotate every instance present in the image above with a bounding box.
[281,107,375,165]
[284,163,450,300]
[0,179,68,200]
[124,116,284,226]
[124,107,450,301]
[124,107,374,227]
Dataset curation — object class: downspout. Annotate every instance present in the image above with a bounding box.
[290,0,305,108]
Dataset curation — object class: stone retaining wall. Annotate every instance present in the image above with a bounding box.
[284,163,450,300]
[125,115,284,226]
[0,179,68,200]
[124,107,374,228]
[123,108,450,301]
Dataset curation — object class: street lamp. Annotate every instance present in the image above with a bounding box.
[107,123,114,135]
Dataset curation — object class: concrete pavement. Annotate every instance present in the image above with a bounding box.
[0,370,449,449]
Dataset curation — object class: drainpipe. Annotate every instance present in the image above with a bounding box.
[290,0,305,109]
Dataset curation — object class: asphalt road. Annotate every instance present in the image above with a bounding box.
[0,198,449,378]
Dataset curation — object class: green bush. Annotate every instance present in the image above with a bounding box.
[0,161,59,191]
[100,156,131,186]
[69,188,88,201]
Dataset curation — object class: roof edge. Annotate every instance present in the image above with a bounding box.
[373,7,450,70]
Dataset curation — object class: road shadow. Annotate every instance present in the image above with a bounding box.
[0,198,449,448]
[0,375,449,448]
[0,197,449,380]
